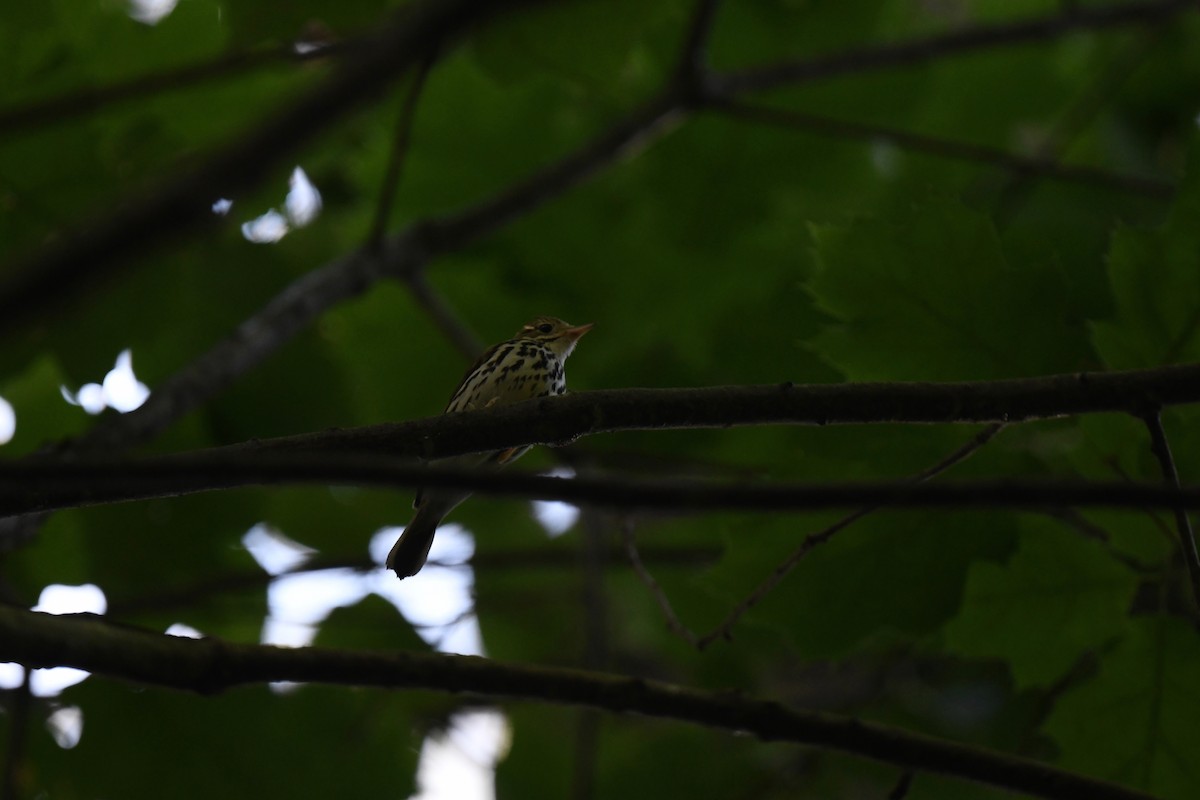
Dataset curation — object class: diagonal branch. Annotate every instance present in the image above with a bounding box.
[706,99,1173,199]
[695,424,1005,649]
[717,0,1194,96]
[0,44,342,138]
[674,0,722,90]
[1142,410,1200,609]
[420,93,684,252]
[989,30,1163,222]
[622,519,699,646]
[402,270,485,360]
[0,605,1155,800]
[76,244,417,451]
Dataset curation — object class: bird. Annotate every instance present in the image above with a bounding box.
[387,316,594,579]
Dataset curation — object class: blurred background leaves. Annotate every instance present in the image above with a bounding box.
[2,0,1199,798]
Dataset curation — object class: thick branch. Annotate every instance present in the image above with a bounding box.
[231,365,1200,459]
[0,606,1153,800]
[0,366,1193,514]
[10,451,1200,519]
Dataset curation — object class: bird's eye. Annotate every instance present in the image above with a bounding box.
[537,323,553,334]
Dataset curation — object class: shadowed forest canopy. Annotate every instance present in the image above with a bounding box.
[2,1,1200,798]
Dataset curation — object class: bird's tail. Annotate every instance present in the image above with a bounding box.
[386,491,469,579]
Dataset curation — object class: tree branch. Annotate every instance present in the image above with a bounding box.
[0,364,1196,516]
[989,30,1162,222]
[368,50,438,249]
[622,519,699,646]
[11,450,1200,519]
[223,364,1200,459]
[706,99,1173,199]
[420,93,684,252]
[716,0,1194,96]
[0,606,1154,800]
[77,245,416,450]
[402,269,485,361]
[1143,410,1200,609]
[674,0,722,91]
[0,43,341,138]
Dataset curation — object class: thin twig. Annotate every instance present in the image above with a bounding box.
[706,98,1173,199]
[696,424,1004,649]
[1142,410,1200,609]
[368,51,438,249]
[622,519,699,646]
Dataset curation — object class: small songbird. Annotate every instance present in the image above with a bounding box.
[387,316,594,579]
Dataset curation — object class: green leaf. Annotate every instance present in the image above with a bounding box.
[29,680,421,799]
[703,511,1017,659]
[314,593,430,653]
[1091,136,1200,368]
[0,353,87,456]
[943,517,1137,689]
[1045,615,1200,799]
[808,198,1091,380]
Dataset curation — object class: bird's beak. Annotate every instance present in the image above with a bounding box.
[565,322,594,340]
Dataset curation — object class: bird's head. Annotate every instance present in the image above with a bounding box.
[517,316,594,359]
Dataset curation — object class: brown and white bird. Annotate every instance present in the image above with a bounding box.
[387,316,593,579]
